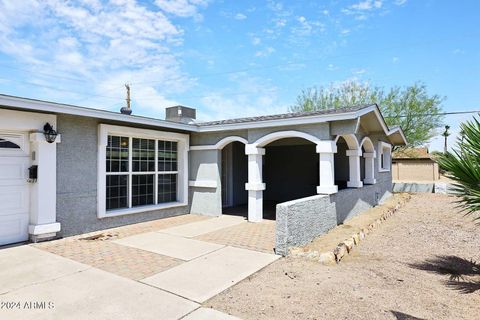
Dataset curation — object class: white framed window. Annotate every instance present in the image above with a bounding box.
[97,124,189,218]
[378,141,392,172]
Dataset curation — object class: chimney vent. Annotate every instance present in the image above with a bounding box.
[166,106,196,124]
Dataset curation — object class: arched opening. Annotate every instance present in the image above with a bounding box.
[221,141,248,217]
[360,146,366,181]
[334,136,350,190]
[263,137,318,219]
[334,134,361,189]
[360,137,376,185]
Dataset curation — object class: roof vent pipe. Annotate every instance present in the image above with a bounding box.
[120,84,132,115]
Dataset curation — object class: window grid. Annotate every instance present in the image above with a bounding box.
[158,174,177,203]
[106,135,178,211]
[106,135,129,173]
[132,174,155,207]
[158,141,178,172]
[132,138,156,172]
[106,175,128,210]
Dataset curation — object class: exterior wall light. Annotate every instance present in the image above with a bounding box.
[43,123,58,143]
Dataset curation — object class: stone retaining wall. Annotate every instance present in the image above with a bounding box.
[275,181,393,256]
[275,195,336,256]
[290,194,411,264]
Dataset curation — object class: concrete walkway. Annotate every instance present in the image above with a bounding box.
[141,246,279,303]
[114,216,279,303]
[0,246,198,320]
[2,215,279,319]
[160,215,246,238]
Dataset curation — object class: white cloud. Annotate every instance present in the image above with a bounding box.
[255,46,276,57]
[154,0,208,20]
[327,64,338,71]
[392,57,399,63]
[234,13,247,20]
[252,37,261,45]
[275,18,287,28]
[351,68,366,75]
[291,16,325,38]
[394,0,407,6]
[342,0,384,20]
[350,0,383,11]
[198,75,284,121]
[0,0,208,110]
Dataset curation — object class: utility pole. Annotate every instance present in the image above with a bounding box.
[120,83,132,115]
[442,125,450,153]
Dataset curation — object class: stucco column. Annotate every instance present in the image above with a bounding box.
[29,132,62,241]
[347,149,363,188]
[316,141,338,194]
[363,151,376,185]
[245,144,265,222]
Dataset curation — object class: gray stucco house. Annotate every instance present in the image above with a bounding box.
[0,94,406,253]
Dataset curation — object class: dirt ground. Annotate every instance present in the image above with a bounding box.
[206,193,480,320]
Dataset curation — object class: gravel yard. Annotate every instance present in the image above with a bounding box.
[206,193,480,320]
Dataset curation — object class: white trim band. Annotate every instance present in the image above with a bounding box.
[317,185,338,194]
[346,149,363,157]
[245,182,266,191]
[316,141,337,153]
[189,180,217,188]
[245,145,265,155]
[28,223,61,235]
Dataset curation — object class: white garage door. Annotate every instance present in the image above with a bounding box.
[0,132,30,246]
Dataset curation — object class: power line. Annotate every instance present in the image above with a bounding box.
[134,88,279,101]
[1,29,478,105]
[0,62,88,83]
[1,32,477,87]
[385,110,480,118]
[131,32,480,86]
[0,78,122,101]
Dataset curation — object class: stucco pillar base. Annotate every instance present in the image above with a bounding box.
[29,222,61,243]
[28,222,61,239]
[29,233,57,243]
[364,178,377,185]
[317,185,338,194]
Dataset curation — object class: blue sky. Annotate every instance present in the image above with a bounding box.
[0,0,479,150]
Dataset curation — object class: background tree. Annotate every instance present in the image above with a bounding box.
[290,81,445,147]
[438,116,480,220]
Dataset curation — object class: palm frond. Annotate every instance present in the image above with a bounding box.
[438,115,480,219]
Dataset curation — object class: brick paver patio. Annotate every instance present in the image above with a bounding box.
[34,214,277,280]
[195,220,276,253]
[34,214,209,280]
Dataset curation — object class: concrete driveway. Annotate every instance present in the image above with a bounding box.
[1,215,279,319]
[0,245,198,320]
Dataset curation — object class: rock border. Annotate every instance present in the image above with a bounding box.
[289,194,412,265]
